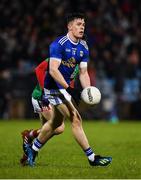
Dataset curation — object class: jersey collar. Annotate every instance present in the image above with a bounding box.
[67,34,79,45]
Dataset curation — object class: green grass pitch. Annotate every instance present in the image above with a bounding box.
[0,119,141,179]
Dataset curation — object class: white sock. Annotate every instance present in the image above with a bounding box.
[88,153,95,162]
[84,147,95,162]
[32,138,43,152]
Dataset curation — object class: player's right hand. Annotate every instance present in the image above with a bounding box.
[66,86,81,105]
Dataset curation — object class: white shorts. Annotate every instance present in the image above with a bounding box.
[44,88,71,106]
[32,97,42,113]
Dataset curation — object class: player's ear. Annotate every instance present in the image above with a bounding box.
[68,22,72,31]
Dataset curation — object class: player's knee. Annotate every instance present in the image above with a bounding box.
[55,123,65,135]
[41,120,53,132]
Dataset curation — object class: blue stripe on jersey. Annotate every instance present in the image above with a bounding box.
[59,36,67,45]
[60,38,68,45]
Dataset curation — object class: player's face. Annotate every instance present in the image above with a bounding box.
[68,18,85,39]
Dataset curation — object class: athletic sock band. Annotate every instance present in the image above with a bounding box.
[32,138,43,151]
[84,147,94,156]
[84,147,95,162]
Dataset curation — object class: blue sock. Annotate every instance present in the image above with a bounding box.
[84,147,95,161]
[32,138,44,151]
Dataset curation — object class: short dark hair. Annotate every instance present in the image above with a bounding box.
[66,12,85,25]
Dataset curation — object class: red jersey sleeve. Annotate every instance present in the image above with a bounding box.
[35,60,48,89]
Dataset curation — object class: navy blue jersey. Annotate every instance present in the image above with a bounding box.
[44,34,89,89]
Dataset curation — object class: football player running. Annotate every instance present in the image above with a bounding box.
[25,12,112,167]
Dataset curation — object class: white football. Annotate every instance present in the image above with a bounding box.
[81,86,101,105]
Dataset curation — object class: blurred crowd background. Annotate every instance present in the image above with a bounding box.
[0,0,141,121]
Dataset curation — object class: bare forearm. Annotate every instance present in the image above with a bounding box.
[79,72,91,88]
[49,69,69,89]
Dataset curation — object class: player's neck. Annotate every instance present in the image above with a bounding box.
[67,33,79,44]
